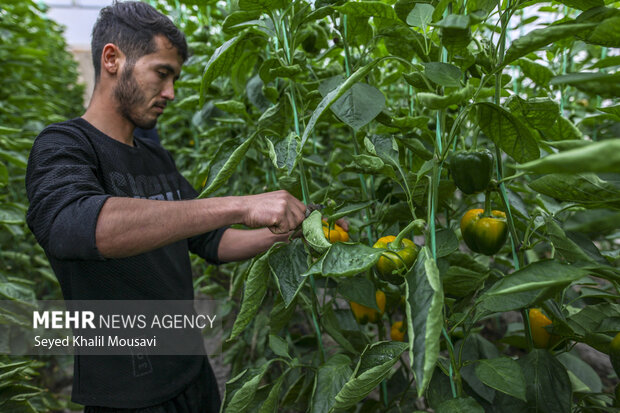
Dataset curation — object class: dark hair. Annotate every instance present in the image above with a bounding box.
[91,1,187,80]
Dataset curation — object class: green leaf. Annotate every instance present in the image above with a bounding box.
[228,253,270,341]
[528,173,620,210]
[475,357,527,401]
[598,105,620,119]
[557,351,602,393]
[337,276,379,311]
[258,374,285,413]
[302,58,394,148]
[435,397,484,413]
[436,14,471,49]
[0,163,8,187]
[475,102,539,163]
[311,354,353,413]
[503,22,597,66]
[302,210,332,255]
[406,3,434,31]
[215,100,247,116]
[265,132,300,175]
[222,11,262,33]
[222,361,274,413]
[550,72,620,98]
[343,155,396,178]
[582,15,620,47]
[332,341,408,409]
[334,1,399,20]
[417,84,475,109]
[435,228,459,258]
[516,58,555,87]
[542,116,582,141]
[516,139,620,174]
[304,243,383,278]
[480,260,587,297]
[198,133,257,197]
[318,77,386,131]
[557,0,603,10]
[200,32,256,106]
[423,62,463,87]
[546,217,605,264]
[268,239,308,307]
[506,96,560,131]
[519,349,572,413]
[268,334,290,359]
[405,247,443,397]
[238,0,288,12]
[0,126,22,135]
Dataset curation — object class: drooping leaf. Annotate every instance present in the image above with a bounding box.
[480,260,587,298]
[229,253,270,340]
[503,22,597,66]
[200,32,258,106]
[516,58,555,87]
[222,360,275,413]
[268,239,309,307]
[332,341,408,409]
[475,357,527,401]
[475,102,539,163]
[423,62,463,87]
[311,354,353,413]
[198,133,258,197]
[302,210,332,255]
[405,247,443,397]
[417,84,475,110]
[265,132,300,175]
[519,349,572,413]
[517,139,620,174]
[557,351,602,393]
[550,71,620,98]
[528,173,620,210]
[337,276,380,311]
[303,243,384,278]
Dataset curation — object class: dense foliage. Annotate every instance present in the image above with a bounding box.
[0,0,85,411]
[153,0,620,411]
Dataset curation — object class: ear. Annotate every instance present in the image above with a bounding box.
[101,43,124,76]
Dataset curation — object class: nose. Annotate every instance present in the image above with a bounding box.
[161,79,175,101]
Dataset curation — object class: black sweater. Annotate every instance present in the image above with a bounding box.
[25,117,226,408]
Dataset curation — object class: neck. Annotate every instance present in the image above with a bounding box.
[83,87,135,146]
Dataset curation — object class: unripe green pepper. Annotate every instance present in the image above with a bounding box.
[449,150,494,194]
[373,236,419,285]
[460,208,508,255]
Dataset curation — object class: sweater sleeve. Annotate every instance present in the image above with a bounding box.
[25,127,110,260]
[170,160,229,265]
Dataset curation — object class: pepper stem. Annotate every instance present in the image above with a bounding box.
[392,219,425,249]
[483,190,492,218]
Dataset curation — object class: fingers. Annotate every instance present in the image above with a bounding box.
[245,190,306,234]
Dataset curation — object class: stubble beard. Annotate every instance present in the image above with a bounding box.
[114,63,157,130]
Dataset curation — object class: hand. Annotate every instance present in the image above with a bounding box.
[241,190,306,234]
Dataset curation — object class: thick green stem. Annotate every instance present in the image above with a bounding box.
[341,13,374,243]
[392,219,425,249]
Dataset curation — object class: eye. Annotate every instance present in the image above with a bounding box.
[157,71,167,78]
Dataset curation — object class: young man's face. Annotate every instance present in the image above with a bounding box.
[114,35,182,130]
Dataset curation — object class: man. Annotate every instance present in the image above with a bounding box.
[25,1,306,411]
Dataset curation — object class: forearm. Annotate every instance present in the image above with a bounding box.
[95,196,244,258]
[217,228,291,262]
